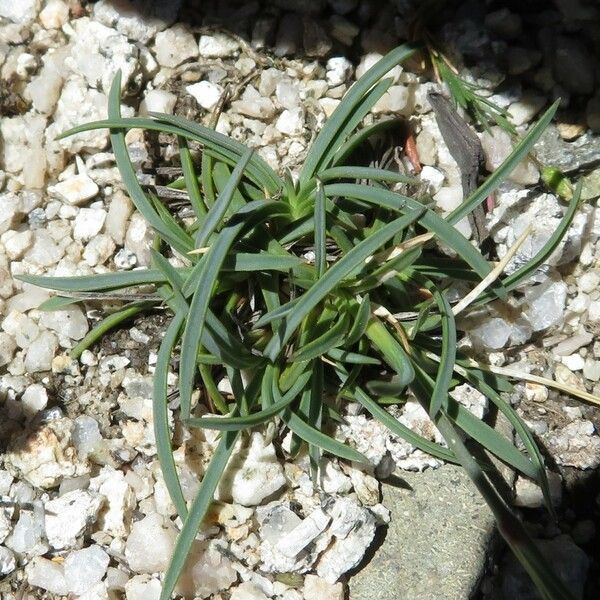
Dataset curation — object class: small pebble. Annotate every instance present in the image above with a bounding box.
[48,175,99,206]
[39,0,69,29]
[125,513,177,573]
[557,122,586,141]
[64,545,110,594]
[420,166,445,194]
[198,33,239,58]
[154,24,198,68]
[114,248,137,270]
[562,353,585,371]
[276,108,305,136]
[27,557,68,595]
[326,57,353,87]
[583,358,600,382]
[140,90,177,115]
[21,384,48,415]
[579,272,599,294]
[186,81,224,111]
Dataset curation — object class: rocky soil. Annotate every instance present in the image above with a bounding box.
[1,0,600,599]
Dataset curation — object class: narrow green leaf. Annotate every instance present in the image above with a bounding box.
[211,162,247,215]
[300,43,417,183]
[326,347,380,365]
[201,148,216,208]
[198,96,224,209]
[329,224,354,254]
[455,360,514,394]
[187,370,311,431]
[18,253,301,298]
[352,386,457,463]
[502,180,582,293]
[408,299,433,340]
[412,256,480,282]
[150,250,186,298]
[331,119,402,168]
[106,72,193,256]
[257,272,281,332]
[260,364,277,409]
[205,311,261,369]
[264,207,425,360]
[279,216,315,246]
[195,353,221,365]
[148,192,194,254]
[159,429,239,600]
[365,376,411,396]
[429,287,456,418]
[353,246,422,292]
[365,318,415,388]
[292,313,350,362]
[226,253,303,272]
[287,390,311,458]
[345,294,371,346]
[16,269,182,292]
[253,299,298,331]
[179,137,207,217]
[319,166,419,185]
[447,101,559,225]
[308,360,324,480]
[460,367,555,517]
[314,181,327,279]
[37,296,82,311]
[153,313,188,520]
[283,410,367,463]
[279,359,311,394]
[195,148,253,248]
[199,363,229,414]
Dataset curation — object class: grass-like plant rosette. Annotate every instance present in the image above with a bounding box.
[22,45,588,600]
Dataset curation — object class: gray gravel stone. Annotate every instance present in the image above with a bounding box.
[534,125,600,173]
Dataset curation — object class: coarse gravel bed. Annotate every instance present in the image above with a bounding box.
[1,1,600,599]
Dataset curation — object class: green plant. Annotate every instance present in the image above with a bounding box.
[406,0,516,135]
[21,45,589,600]
[411,1,577,204]
[430,49,517,135]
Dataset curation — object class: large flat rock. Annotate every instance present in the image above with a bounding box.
[349,464,496,600]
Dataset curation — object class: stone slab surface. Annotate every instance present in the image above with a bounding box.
[349,464,496,600]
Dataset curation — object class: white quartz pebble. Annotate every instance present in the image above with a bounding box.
[125,512,177,573]
[64,546,110,594]
[186,81,223,111]
[154,24,198,68]
[49,175,99,205]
